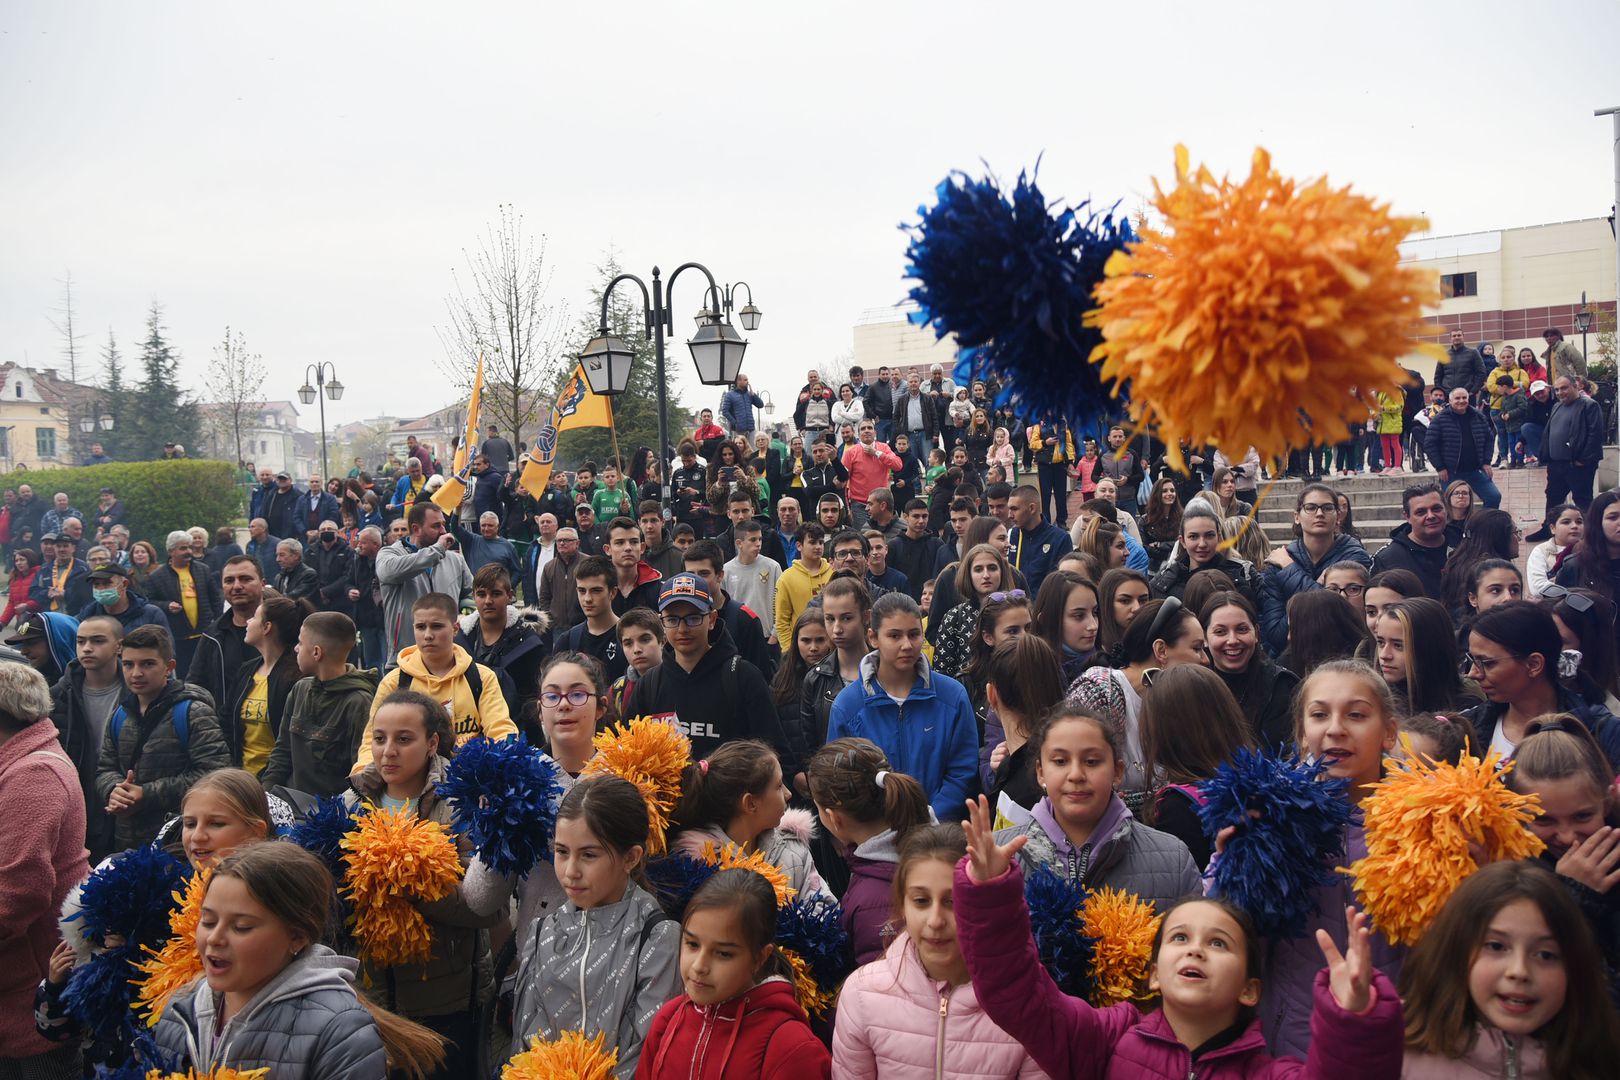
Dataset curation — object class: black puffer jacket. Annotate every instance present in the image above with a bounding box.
[154,946,385,1080]
[1149,552,1259,607]
[93,679,230,849]
[788,654,852,777]
[308,535,354,613]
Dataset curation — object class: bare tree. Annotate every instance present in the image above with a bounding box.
[203,326,267,467]
[437,205,568,450]
[48,272,86,383]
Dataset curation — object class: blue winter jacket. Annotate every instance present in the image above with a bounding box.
[719,386,764,434]
[826,652,978,819]
[1258,533,1372,656]
[76,592,169,634]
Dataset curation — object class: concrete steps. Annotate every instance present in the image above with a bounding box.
[1244,469,1438,554]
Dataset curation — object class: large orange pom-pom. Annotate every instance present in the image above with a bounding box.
[700,841,796,907]
[501,1030,618,1080]
[146,1068,269,1080]
[1081,886,1162,1007]
[342,807,464,968]
[1348,740,1545,946]
[583,718,692,856]
[780,947,837,1019]
[1087,145,1441,470]
[132,868,210,1025]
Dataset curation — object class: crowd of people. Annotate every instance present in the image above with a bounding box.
[1,348,1619,1080]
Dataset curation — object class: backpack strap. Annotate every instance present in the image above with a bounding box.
[396,670,412,692]
[172,699,191,749]
[466,663,484,705]
[109,706,127,748]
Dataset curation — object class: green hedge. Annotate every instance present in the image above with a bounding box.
[32,459,243,546]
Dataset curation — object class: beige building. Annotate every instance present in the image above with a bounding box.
[0,364,95,471]
[1400,217,1617,370]
[852,305,960,378]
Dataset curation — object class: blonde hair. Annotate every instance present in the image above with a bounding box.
[183,769,271,839]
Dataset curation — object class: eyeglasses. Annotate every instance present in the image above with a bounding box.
[1324,583,1366,597]
[834,549,864,562]
[1542,585,1597,613]
[987,590,1027,603]
[540,690,595,708]
[1299,502,1337,515]
[660,612,708,628]
[1460,652,1523,676]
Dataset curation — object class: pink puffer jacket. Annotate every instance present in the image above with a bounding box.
[831,934,1046,1080]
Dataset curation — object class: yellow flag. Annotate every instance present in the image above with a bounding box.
[431,354,485,514]
[519,365,615,494]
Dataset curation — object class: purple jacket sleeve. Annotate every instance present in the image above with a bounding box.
[1302,968,1403,1080]
[952,857,1134,1080]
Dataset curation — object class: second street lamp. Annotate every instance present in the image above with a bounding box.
[297,362,344,480]
[576,262,759,502]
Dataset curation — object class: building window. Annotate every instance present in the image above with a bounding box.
[13,384,20,398]
[0,429,9,458]
[1439,272,1478,299]
[35,428,56,459]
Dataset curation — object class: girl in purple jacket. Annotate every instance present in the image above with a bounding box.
[954,795,1404,1080]
[806,738,932,965]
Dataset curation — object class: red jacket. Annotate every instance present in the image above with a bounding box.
[2,565,39,627]
[637,979,830,1080]
[840,441,903,505]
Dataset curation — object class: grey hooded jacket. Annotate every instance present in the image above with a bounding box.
[153,946,386,1080]
[508,881,681,1080]
[996,792,1200,914]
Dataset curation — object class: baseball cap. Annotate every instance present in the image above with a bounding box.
[275,470,291,480]
[4,619,46,646]
[87,564,130,582]
[658,572,713,613]
[1530,380,1549,394]
[38,531,58,543]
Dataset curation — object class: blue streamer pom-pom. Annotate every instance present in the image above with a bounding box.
[1022,863,1096,1000]
[438,735,564,879]
[645,853,717,922]
[67,845,189,949]
[901,164,1135,428]
[1197,749,1355,939]
[775,896,851,990]
[62,944,140,1040]
[287,794,363,880]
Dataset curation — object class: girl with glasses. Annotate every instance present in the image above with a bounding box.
[1259,482,1372,657]
[1457,600,1620,768]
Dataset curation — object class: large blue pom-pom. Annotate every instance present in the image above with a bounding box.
[644,853,717,921]
[1198,749,1355,939]
[67,846,188,949]
[62,944,140,1040]
[96,1029,179,1080]
[902,165,1134,429]
[775,896,851,990]
[438,735,564,878]
[287,794,362,880]
[1022,863,1096,1000]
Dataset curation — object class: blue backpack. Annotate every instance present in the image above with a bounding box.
[109,699,192,751]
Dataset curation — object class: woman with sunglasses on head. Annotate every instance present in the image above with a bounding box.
[1066,597,1209,811]
[1258,482,1372,657]
[1545,586,1620,713]
[1457,600,1620,769]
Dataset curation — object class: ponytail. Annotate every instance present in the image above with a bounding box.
[806,738,929,836]
[671,740,781,836]
[355,999,448,1080]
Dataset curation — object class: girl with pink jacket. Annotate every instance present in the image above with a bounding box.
[832,824,1043,1079]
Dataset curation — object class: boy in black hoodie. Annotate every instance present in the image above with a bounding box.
[95,624,230,849]
[622,572,785,763]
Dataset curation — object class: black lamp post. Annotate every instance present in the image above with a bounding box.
[1575,290,1594,364]
[577,263,758,502]
[296,362,345,480]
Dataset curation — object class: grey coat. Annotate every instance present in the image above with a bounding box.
[996,794,1201,914]
[154,946,386,1080]
[508,881,681,1080]
[375,540,474,660]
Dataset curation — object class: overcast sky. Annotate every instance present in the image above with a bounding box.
[3,1,1617,435]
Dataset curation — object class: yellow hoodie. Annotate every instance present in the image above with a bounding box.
[351,642,515,772]
[774,557,834,645]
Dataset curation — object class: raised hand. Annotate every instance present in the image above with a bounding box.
[962,794,1026,883]
[1316,905,1375,1014]
[1556,825,1620,894]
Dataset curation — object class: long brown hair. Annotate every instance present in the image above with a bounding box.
[211,844,447,1079]
[672,739,780,836]
[889,823,967,924]
[807,738,930,836]
[1140,665,1253,799]
[1400,861,1620,1076]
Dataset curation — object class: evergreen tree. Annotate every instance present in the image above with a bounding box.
[555,253,686,472]
[97,329,128,460]
[123,303,201,461]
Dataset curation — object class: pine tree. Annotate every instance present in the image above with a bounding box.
[97,329,128,460]
[124,303,201,461]
[554,253,686,471]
